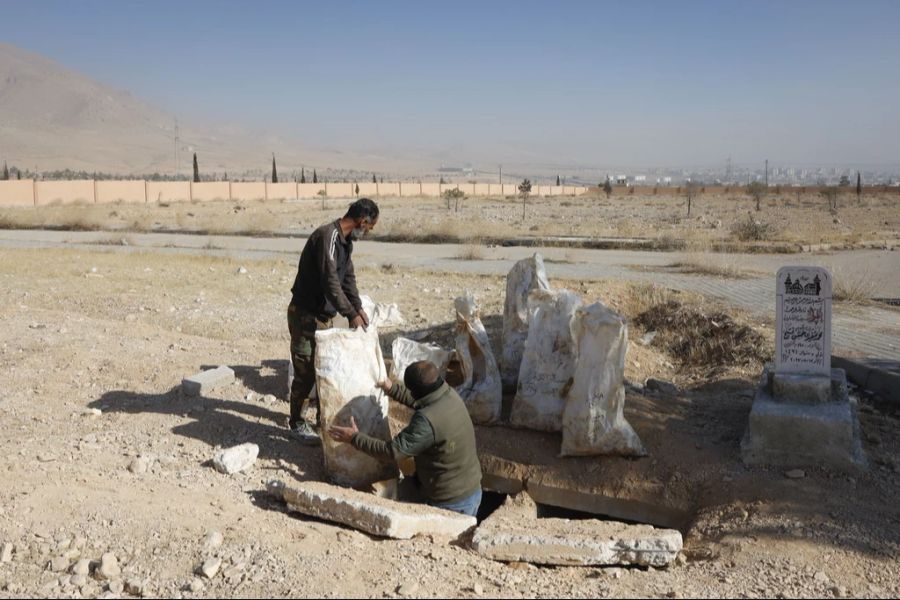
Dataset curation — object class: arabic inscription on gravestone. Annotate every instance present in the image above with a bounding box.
[775,266,831,375]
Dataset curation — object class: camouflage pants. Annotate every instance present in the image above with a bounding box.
[287,305,332,429]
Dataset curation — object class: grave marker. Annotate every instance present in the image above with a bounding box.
[775,266,831,375]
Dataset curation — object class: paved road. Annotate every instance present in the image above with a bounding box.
[1,229,898,359]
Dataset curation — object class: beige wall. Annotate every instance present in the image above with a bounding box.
[378,182,400,196]
[399,182,421,197]
[0,180,35,206]
[488,184,503,196]
[147,182,191,203]
[231,182,266,201]
[439,183,457,194]
[96,180,145,204]
[457,183,475,195]
[325,182,353,198]
[473,183,490,196]
[191,182,231,202]
[502,184,518,196]
[420,183,441,197]
[549,186,563,196]
[267,182,297,200]
[35,180,95,205]
[298,183,326,198]
[357,182,378,197]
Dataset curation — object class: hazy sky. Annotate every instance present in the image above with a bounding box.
[3,0,900,169]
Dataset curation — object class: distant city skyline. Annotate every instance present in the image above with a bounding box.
[2,0,899,171]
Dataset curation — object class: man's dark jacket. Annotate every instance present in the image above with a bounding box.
[290,220,362,320]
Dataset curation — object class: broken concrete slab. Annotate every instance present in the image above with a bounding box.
[267,480,476,540]
[182,365,234,396]
[471,493,682,567]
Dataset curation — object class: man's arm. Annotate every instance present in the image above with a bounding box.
[341,258,363,314]
[380,380,420,409]
[351,413,435,461]
[316,227,358,321]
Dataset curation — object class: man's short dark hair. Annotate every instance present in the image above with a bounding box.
[404,360,443,399]
[345,198,379,222]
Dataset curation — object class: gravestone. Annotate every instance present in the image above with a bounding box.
[742,267,865,469]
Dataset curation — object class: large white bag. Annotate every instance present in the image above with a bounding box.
[510,289,582,431]
[360,295,405,328]
[561,303,646,457]
[501,254,551,389]
[454,294,502,425]
[390,337,453,381]
[315,327,398,486]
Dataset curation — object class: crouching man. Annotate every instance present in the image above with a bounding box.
[328,361,482,517]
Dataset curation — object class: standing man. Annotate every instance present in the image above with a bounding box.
[288,197,379,444]
[328,361,483,517]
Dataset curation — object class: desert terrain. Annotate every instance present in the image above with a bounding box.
[0,192,898,599]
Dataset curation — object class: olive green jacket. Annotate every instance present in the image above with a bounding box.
[352,381,482,504]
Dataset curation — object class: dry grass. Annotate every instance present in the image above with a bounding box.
[730,215,779,241]
[623,283,682,317]
[663,254,757,279]
[455,244,487,260]
[832,266,879,303]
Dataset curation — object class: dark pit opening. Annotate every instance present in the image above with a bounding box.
[535,502,646,525]
[476,491,508,523]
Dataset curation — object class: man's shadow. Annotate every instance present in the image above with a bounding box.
[89,383,326,483]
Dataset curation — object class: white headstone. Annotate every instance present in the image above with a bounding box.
[775,267,831,375]
[501,254,551,388]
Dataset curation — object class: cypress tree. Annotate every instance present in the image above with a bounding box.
[355,183,360,196]
[313,169,318,184]
[556,174,560,186]
[1,161,8,181]
[300,168,306,184]
[856,171,862,202]
[372,173,377,183]
[271,154,278,183]
[192,153,200,183]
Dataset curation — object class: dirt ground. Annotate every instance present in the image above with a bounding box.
[2,191,899,249]
[0,247,898,599]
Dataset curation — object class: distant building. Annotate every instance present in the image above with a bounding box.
[616,175,627,185]
[634,175,647,183]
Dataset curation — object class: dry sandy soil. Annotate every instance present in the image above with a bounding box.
[0,245,898,599]
[2,191,899,250]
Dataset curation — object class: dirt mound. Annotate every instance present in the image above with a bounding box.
[635,300,770,369]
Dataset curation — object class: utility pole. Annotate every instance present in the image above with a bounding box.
[499,165,502,184]
[765,159,768,187]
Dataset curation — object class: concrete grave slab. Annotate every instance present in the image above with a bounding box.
[471,493,682,567]
[182,365,234,396]
[267,480,476,540]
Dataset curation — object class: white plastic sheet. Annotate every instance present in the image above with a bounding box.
[390,337,453,381]
[510,289,582,431]
[501,254,551,389]
[315,327,398,486]
[454,294,502,424]
[561,302,646,457]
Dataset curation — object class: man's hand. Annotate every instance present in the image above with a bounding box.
[350,313,367,330]
[328,416,359,443]
[376,379,393,394]
[358,308,370,328]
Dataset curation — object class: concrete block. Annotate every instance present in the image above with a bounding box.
[772,373,832,404]
[213,443,258,474]
[741,384,866,469]
[471,494,682,567]
[182,365,235,396]
[267,480,476,540]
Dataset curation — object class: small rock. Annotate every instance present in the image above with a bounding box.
[49,556,70,572]
[189,577,205,592]
[128,456,151,474]
[202,531,224,552]
[96,553,120,580]
[666,592,679,599]
[262,394,277,403]
[1,542,12,562]
[831,585,848,598]
[639,331,658,346]
[814,571,830,584]
[71,574,88,587]
[237,266,248,274]
[72,558,91,575]
[244,392,257,402]
[125,578,145,595]
[109,579,125,594]
[473,583,484,595]
[785,469,806,479]
[397,582,419,596]
[81,408,102,417]
[199,557,222,579]
[58,574,72,587]
[646,378,679,395]
[213,444,258,475]
[675,553,688,566]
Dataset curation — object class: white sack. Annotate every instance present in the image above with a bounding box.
[361,295,405,328]
[501,254,551,389]
[510,289,582,431]
[315,327,398,486]
[390,337,453,381]
[454,294,502,424]
[561,302,646,457]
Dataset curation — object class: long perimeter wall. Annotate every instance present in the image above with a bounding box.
[0,180,590,207]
